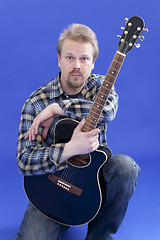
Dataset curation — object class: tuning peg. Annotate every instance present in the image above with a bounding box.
[135,43,141,48]
[121,26,125,30]
[124,18,129,23]
[139,35,145,41]
[117,35,121,38]
[143,28,149,33]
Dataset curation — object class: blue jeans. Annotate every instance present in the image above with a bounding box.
[15,154,140,240]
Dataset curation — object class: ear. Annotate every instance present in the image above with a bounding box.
[92,59,95,70]
[58,54,61,68]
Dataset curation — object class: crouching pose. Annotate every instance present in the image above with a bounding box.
[16,23,140,240]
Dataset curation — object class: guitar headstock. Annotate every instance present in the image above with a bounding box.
[118,16,148,55]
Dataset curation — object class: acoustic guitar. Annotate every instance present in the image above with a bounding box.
[24,16,147,226]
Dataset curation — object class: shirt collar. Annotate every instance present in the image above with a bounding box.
[50,72,95,99]
[50,72,64,99]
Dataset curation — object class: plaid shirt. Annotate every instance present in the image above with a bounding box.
[17,73,118,175]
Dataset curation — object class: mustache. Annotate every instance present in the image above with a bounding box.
[69,70,82,75]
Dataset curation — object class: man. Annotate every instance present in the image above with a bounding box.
[16,24,140,240]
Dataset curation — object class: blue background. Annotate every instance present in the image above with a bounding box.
[0,0,160,239]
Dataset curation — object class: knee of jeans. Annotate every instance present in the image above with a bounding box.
[15,233,23,240]
[103,154,140,184]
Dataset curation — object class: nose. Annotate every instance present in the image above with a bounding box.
[73,59,81,69]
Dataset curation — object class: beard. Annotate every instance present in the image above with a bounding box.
[67,70,85,89]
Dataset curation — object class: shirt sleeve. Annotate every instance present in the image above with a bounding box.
[58,86,118,125]
[17,101,66,176]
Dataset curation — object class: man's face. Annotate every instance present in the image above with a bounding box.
[58,38,95,95]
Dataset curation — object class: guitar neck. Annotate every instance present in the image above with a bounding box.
[82,51,126,132]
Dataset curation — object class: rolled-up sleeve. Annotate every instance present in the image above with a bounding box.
[58,86,118,125]
[17,101,66,175]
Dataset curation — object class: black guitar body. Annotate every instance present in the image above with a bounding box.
[24,118,111,226]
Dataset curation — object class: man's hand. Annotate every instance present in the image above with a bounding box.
[60,119,100,163]
[25,103,65,142]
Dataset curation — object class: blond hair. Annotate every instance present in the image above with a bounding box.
[56,23,99,60]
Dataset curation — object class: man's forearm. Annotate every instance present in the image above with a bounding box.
[52,103,66,116]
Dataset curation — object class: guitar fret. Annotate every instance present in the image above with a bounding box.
[85,120,96,129]
[82,116,98,131]
[83,122,97,132]
[93,101,105,109]
[97,95,107,102]
[107,73,116,79]
[102,81,113,88]
[110,66,119,72]
[113,59,122,65]
[87,115,99,123]
[92,106,103,115]
[96,96,106,105]
[82,126,90,132]
[100,86,111,95]
[104,75,117,85]
[96,92,109,104]
[110,64,121,72]
[89,109,102,118]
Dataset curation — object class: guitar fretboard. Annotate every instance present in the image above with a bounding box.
[82,51,126,132]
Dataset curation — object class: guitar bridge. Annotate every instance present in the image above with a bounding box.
[48,174,82,196]
[57,179,71,191]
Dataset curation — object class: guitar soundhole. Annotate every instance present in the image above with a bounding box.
[68,154,90,167]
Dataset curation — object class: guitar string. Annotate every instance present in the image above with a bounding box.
[65,156,82,182]
[65,157,79,183]
[60,160,71,181]
[60,155,88,184]
[66,155,89,183]
[60,156,79,184]
[60,155,78,181]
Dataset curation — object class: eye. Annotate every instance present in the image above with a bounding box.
[66,56,73,60]
[81,57,88,62]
